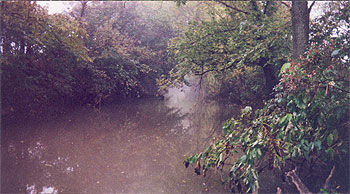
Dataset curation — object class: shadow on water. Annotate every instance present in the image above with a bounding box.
[1,86,242,193]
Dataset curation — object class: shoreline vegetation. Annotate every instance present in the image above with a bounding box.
[1,1,349,193]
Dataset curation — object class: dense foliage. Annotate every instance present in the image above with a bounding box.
[184,2,349,193]
[1,1,179,114]
[2,1,349,192]
[160,1,291,104]
[1,2,90,112]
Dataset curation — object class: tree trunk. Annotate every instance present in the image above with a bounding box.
[259,57,277,96]
[262,64,277,96]
[291,0,309,59]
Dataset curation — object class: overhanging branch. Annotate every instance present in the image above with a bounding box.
[281,1,291,9]
[215,1,249,14]
[308,1,316,14]
[194,59,238,76]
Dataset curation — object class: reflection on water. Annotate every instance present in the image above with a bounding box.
[1,87,241,193]
[26,184,57,194]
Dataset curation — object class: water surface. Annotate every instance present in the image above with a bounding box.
[2,88,241,193]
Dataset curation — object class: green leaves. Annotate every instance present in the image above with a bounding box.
[184,154,199,165]
[314,140,322,150]
[280,62,291,75]
[223,120,234,135]
[166,1,291,100]
[238,155,247,163]
[241,106,253,118]
[242,106,252,114]
[327,134,334,146]
[182,2,350,193]
[279,113,292,127]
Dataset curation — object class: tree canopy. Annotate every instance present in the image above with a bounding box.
[160,1,292,104]
[1,1,182,112]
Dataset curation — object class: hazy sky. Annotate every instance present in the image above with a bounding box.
[37,1,73,14]
[37,1,326,19]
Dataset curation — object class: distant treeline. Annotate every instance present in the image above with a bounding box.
[1,1,183,113]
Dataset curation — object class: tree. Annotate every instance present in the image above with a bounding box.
[166,1,314,99]
[291,0,311,59]
[1,1,90,111]
[184,2,350,193]
[1,1,184,114]
[164,1,292,102]
[66,1,182,103]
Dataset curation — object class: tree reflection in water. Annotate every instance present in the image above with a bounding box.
[2,88,241,193]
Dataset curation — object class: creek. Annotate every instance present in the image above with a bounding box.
[1,86,242,193]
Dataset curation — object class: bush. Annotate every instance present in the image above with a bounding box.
[184,3,350,193]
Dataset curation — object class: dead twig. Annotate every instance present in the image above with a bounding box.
[285,165,336,194]
[322,165,335,190]
[285,167,312,194]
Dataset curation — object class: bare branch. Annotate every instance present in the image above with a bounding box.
[194,58,238,77]
[285,167,312,194]
[69,11,77,20]
[308,1,316,14]
[281,1,291,9]
[215,1,249,14]
[194,68,216,76]
[284,165,337,194]
[323,165,335,190]
[80,1,88,19]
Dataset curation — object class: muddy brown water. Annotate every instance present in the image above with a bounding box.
[1,87,242,193]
